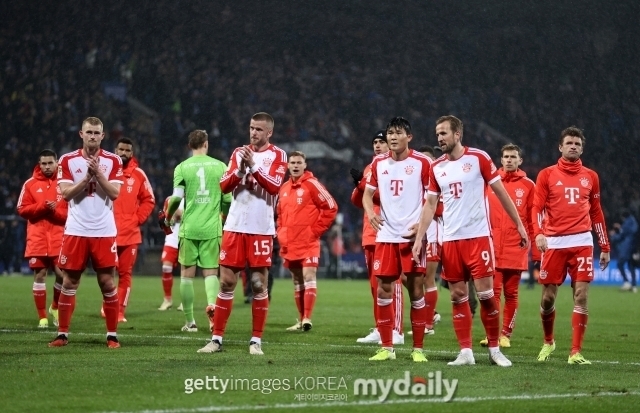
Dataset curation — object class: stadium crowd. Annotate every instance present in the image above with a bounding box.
[1,1,639,272]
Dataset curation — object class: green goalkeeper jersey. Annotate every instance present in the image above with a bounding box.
[173,154,231,240]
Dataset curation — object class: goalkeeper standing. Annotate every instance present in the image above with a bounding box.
[161,130,231,333]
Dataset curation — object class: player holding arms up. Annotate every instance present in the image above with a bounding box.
[198,112,287,355]
[351,131,405,344]
[161,130,231,333]
[278,151,337,331]
[363,117,430,362]
[158,196,184,310]
[17,149,68,328]
[49,117,124,348]
[111,138,155,322]
[480,144,537,348]
[412,115,528,367]
[532,127,609,365]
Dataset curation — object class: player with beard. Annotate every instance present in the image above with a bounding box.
[17,149,68,328]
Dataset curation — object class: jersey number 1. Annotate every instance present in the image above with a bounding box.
[196,167,210,196]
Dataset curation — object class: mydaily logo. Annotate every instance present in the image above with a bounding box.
[353,371,458,402]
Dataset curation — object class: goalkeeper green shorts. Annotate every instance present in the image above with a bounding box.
[178,237,220,269]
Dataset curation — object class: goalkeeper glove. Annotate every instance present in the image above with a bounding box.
[349,168,363,187]
[158,210,173,235]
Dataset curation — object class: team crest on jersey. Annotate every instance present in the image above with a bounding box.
[99,163,108,174]
[127,177,135,186]
[263,158,273,167]
[30,258,36,264]
[296,189,304,196]
[60,255,67,265]
[515,188,525,198]
[373,260,381,270]
[404,165,415,175]
[219,250,227,260]
[462,163,472,173]
[539,270,547,280]
[580,177,589,187]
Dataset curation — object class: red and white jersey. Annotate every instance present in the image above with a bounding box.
[428,147,500,242]
[57,149,124,237]
[532,159,609,251]
[164,198,184,249]
[366,150,431,243]
[220,144,287,235]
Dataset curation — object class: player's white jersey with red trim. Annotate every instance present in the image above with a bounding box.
[366,150,431,243]
[57,149,124,237]
[164,199,184,249]
[220,144,287,235]
[427,147,500,242]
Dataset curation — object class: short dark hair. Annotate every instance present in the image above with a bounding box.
[418,146,436,157]
[288,150,306,161]
[501,144,522,158]
[559,126,585,146]
[188,130,208,150]
[38,149,57,160]
[117,137,134,146]
[251,112,274,130]
[386,117,412,135]
[436,115,464,137]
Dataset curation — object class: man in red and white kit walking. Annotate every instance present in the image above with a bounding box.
[351,131,405,345]
[480,144,538,348]
[278,151,338,331]
[198,112,287,355]
[363,117,430,362]
[17,149,68,328]
[412,115,528,367]
[112,137,155,322]
[49,117,124,348]
[532,126,609,365]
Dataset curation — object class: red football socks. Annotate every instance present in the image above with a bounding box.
[252,291,269,338]
[302,281,316,319]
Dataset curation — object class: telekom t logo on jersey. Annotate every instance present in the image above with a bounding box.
[565,187,580,204]
[390,180,404,196]
[449,182,463,198]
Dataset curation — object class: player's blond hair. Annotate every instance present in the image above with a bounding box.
[82,117,103,131]
[251,112,274,130]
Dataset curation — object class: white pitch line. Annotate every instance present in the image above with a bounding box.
[2,329,639,366]
[99,391,640,413]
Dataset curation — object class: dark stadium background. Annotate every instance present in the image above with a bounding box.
[1,0,638,280]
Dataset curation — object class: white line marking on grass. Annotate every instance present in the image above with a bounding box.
[2,329,639,366]
[99,391,640,413]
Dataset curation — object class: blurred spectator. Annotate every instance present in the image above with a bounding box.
[610,209,639,292]
[0,220,12,273]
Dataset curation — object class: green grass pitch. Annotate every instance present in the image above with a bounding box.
[1,275,639,413]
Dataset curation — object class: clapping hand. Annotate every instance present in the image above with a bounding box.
[87,155,99,176]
